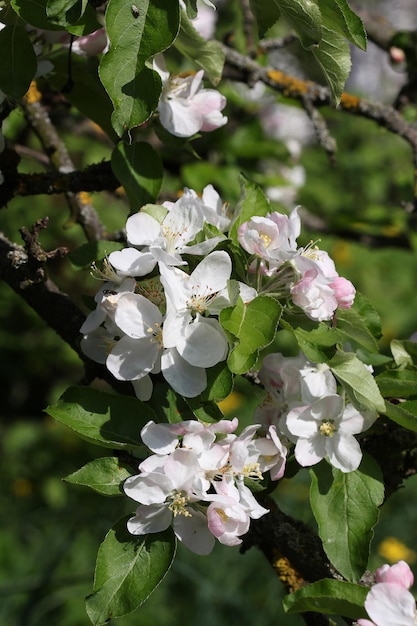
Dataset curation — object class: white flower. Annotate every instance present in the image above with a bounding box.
[124,448,215,554]
[105,292,208,397]
[286,395,376,472]
[238,208,300,268]
[200,184,231,232]
[160,251,231,368]
[123,190,223,267]
[153,55,227,138]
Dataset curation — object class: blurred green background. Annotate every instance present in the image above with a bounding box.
[2,26,417,626]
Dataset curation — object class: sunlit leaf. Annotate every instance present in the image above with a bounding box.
[46,386,154,450]
[86,517,176,624]
[310,456,384,582]
[65,457,135,496]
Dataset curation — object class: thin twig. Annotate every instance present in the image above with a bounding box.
[20,82,107,241]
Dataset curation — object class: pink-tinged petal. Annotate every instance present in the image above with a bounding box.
[331,276,356,309]
[326,432,363,473]
[159,99,202,137]
[127,504,172,535]
[174,509,215,555]
[365,582,416,626]
[126,211,162,246]
[357,619,376,626]
[294,436,326,467]
[106,335,159,381]
[161,348,207,397]
[376,561,414,588]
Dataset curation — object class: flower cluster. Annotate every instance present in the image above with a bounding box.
[358,560,417,626]
[123,418,287,554]
[81,187,357,401]
[254,352,376,472]
[238,208,356,321]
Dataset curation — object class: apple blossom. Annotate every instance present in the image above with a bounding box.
[290,248,356,320]
[357,561,417,626]
[159,251,231,368]
[286,395,376,472]
[120,189,224,267]
[238,207,300,268]
[153,55,227,138]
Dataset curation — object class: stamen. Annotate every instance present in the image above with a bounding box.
[168,491,192,517]
[319,420,336,437]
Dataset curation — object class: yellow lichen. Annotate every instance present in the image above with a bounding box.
[24,81,42,105]
[272,550,304,593]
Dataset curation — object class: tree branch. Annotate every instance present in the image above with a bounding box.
[20,82,107,241]
[221,43,417,209]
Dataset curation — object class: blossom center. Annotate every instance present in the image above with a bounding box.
[146,323,163,346]
[161,221,188,252]
[319,420,336,437]
[167,490,192,517]
[187,284,217,314]
[242,462,263,480]
[260,233,272,248]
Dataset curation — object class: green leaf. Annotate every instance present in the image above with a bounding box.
[281,314,341,363]
[274,0,323,49]
[0,25,37,98]
[336,293,381,353]
[283,578,368,618]
[68,240,125,270]
[99,0,180,137]
[11,0,63,30]
[182,0,198,20]
[228,175,271,245]
[310,456,384,582]
[312,25,351,103]
[376,370,417,399]
[46,386,155,450]
[86,517,176,625]
[249,0,281,38]
[329,350,386,413]
[383,399,417,433]
[317,0,367,49]
[175,9,225,84]
[220,296,282,374]
[46,0,87,25]
[147,382,195,424]
[390,339,417,369]
[64,457,134,496]
[46,0,100,31]
[11,0,99,33]
[111,141,163,208]
[47,51,117,140]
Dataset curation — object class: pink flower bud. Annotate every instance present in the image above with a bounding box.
[330,276,355,309]
[375,560,414,589]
